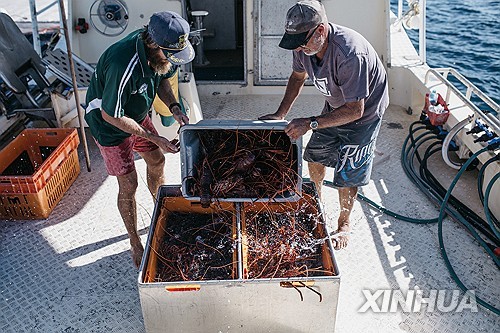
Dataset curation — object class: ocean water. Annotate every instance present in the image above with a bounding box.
[391,0,500,110]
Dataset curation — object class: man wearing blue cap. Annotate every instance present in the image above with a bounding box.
[260,0,389,250]
[85,11,195,268]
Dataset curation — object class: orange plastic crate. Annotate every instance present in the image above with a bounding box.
[0,129,80,219]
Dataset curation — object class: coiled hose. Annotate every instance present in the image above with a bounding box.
[317,119,499,314]
[438,147,499,314]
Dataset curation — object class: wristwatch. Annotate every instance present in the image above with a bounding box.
[309,117,319,131]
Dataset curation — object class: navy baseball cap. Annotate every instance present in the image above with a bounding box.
[148,11,195,65]
[279,0,327,50]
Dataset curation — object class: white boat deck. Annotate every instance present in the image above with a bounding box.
[1,95,499,332]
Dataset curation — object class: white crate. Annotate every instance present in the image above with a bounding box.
[179,120,303,202]
[138,184,340,333]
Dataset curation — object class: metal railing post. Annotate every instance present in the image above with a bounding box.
[29,0,42,56]
[29,0,60,56]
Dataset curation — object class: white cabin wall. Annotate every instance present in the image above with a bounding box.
[67,0,390,90]
[388,58,430,115]
[69,0,183,64]
[323,0,389,68]
[204,0,390,94]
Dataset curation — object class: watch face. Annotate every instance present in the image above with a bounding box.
[310,119,319,130]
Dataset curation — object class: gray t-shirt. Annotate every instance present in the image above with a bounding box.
[293,23,389,128]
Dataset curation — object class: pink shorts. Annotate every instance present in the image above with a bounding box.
[95,115,160,176]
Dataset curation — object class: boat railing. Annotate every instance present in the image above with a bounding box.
[425,68,500,134]
[28,0,62,56]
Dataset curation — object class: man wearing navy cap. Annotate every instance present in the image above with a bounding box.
[85,11,195,268]
[260,0,389,250]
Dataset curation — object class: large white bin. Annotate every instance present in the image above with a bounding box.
[138,184,340,333]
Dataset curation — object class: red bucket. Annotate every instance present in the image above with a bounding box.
[423,92,450,126]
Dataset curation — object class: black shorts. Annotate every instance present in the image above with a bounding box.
[303,119,382,187]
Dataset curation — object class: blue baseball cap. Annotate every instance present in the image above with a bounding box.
[148,11,195,65]
[279,0,327,50]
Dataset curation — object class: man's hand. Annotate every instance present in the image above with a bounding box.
[154,137,180,153]
[284,118,310,140]
[171,105,189,126]
[258,112,284,121]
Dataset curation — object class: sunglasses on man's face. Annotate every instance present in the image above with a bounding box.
[300,25,320,48]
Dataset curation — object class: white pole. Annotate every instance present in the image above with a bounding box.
[419,0,426,64]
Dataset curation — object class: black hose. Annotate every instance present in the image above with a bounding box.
[419,141,500,245]
[437,147,500,314]
[478,155,500,230]
[312,120,500,314]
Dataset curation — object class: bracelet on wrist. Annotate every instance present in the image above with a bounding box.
[169,102,182,112]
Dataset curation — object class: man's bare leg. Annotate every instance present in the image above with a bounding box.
[334,186,358,250]
[308,161,326,198]
[138,148,165,201]
[116,170,143,268]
